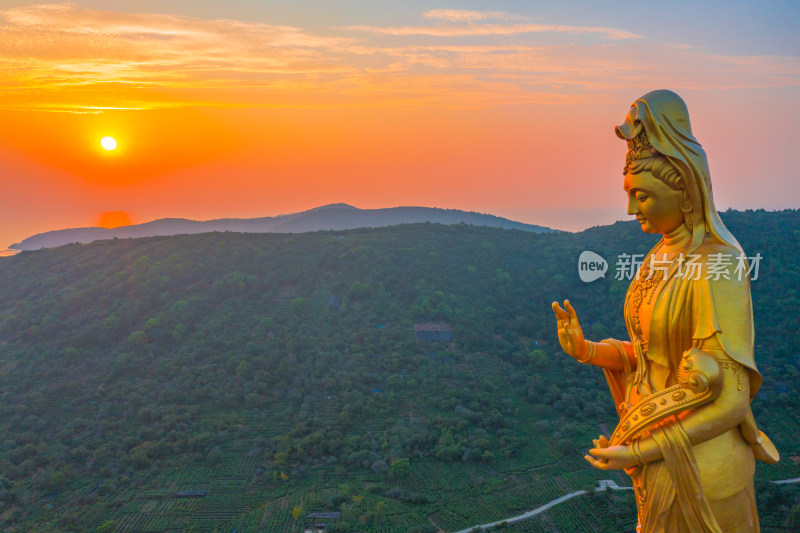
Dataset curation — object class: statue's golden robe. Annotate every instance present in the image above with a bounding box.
[603,238,761,533]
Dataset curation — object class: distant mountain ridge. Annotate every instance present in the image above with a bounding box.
[10,203,555,251]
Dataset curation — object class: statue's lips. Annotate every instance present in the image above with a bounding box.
[636,216,647,224]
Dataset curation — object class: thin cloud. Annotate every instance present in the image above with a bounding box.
[422,9,531,22]
[0,3,363,110]
[0,3,796,112]
[340,23,641,40]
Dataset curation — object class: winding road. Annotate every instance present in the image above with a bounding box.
[453,477,800,533]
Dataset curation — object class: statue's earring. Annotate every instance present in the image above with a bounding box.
[679,188,693,232]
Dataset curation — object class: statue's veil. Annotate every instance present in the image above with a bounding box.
[615,89,743,255]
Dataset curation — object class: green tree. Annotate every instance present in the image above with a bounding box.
[291,505,304,521]
[235,359,251,380]
[128,330,146,346]
[390,457,411,477]
[787,503,800,531]
[528,349,547,369]
[97,520,116,533]
[375,501,386,527]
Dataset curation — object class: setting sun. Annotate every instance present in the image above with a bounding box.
[100,136,117,151]
[96,211,132,228]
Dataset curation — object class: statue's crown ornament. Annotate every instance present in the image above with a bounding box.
[624,128,659,173]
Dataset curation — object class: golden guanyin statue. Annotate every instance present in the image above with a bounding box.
[552,89,779,532]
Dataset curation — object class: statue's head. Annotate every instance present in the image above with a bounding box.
[622,129,692,235]
[615,90,743,252]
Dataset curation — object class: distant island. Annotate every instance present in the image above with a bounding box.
[9,203,556,251]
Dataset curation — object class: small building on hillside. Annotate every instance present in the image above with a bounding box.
[414,322,454,343]
[304,511,342,533]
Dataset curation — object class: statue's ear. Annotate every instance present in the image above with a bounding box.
[678,185,694,231]
[678,186,692,214]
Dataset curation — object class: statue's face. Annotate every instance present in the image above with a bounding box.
[624,169,685,234]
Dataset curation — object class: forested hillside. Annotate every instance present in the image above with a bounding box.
[0,209,798,532]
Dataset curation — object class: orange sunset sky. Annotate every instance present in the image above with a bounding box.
[0,1,798,251]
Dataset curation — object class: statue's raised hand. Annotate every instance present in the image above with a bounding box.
[551,300,588,360]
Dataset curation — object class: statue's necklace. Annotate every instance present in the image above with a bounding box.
[630,247,681,347]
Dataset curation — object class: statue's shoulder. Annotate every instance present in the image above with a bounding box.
[690,239,740,259]
[680,239,748,290]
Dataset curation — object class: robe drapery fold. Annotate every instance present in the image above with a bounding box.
[643,241,760,395]
[600,239,761,532]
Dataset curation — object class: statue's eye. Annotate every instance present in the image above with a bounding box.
[636,194,648,201]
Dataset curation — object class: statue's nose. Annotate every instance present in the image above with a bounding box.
[627,197,638,216]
